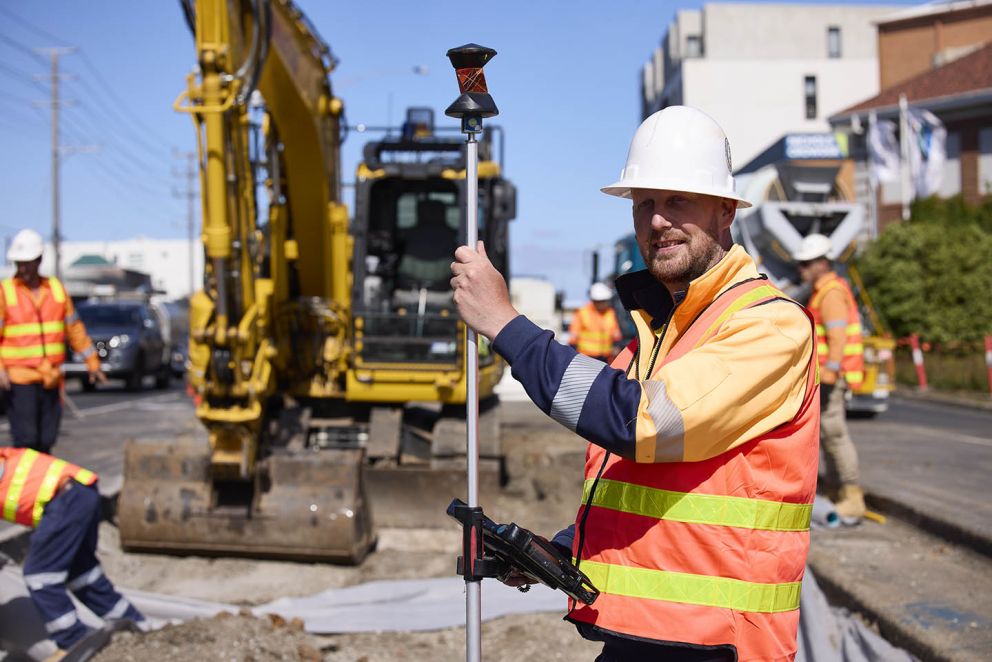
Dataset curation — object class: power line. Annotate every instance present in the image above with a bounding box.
[0,5,70,47]
[0,60,48,94]
[0,32,48,66]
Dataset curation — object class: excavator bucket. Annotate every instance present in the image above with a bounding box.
[118,439,376,564]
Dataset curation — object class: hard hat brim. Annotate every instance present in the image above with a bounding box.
[601,180,753,209]
[791,248,832,262]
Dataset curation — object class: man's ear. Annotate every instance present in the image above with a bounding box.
[719,199,736,232]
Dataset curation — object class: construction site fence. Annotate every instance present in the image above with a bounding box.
[893,335,992,395]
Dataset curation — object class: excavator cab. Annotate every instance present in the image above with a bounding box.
[348,108,516,526]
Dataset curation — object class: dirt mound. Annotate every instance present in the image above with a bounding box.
[93,612,326,662]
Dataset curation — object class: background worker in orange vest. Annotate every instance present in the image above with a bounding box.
[568,282,622,362]
[0,447,145,657]
[452,106,818,661]
[0,229,106,453]
[794,234,866,523]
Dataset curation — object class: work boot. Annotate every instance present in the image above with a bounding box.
[43,650,66,662]
[835,484,866,523]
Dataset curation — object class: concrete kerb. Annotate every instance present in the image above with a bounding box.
[809,558,955,662]
[0,477,122,565]
[893,386,992,411]
[865,490,992,561]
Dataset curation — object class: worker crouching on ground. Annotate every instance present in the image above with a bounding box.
[794,234,866,523]
[568,282,622,363]
[451,106,819,661]
[0,447,145,657]
[0,229,106,453]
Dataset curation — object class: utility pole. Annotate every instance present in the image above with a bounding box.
[173,151,199,297]
[37,47,75,279]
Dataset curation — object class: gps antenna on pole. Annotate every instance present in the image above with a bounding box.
[445,42,498,662]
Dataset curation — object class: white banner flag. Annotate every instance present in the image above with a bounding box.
[867,112,900,184]
[906,107,946,198]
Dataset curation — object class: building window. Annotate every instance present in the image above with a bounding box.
[827,27,841,58]
[686,35,702,58]
[979,128,992,195]
[938,132,961,198]
[804,76,817,120]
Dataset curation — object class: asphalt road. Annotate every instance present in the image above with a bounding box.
[848,396,992,549]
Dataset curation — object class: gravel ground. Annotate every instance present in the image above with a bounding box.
[92,402,602,660]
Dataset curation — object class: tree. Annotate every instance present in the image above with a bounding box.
[856,196,992,344]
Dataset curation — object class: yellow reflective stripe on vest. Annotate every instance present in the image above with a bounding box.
[48,277,66,304]
[817,343,862,357]
[845,371,864,385]
[0,343,67,359]
[1,279,16,307]
[32,459,67,526]
[580,559,802,613]
[692,285,781,349]
[3,321,65,337]
[583,479,812,532]
[74,468,96,485]
[3,449,38,522]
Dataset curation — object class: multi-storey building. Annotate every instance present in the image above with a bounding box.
[641,3,897,167]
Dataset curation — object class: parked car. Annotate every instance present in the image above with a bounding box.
[64,301,171,391]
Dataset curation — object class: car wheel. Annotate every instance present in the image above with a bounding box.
[155,365,171,390]
[126,356,144,392]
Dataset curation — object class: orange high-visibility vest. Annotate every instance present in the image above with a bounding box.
[571,303,621,358]
[809,272,864,388]
[0,277,69,368]
[0,448,98,528]
[568,279,819,661]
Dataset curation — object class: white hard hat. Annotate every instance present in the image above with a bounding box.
[7,229,44,262]
[793,233,834,262]
[589,282,612,302]
[602,106,751,208]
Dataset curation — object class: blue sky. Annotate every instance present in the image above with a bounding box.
[0,0,916,300]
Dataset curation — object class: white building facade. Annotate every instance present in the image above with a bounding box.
[641,3,898,167]
[37,238,202,300]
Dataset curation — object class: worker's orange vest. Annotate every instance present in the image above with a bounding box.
[809,272,864,388]
[573,303,619,358]
[0,448,98,528]
[567,280,819,662]
[0,277,69,369]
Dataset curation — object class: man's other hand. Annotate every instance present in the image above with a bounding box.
[88,369,108,386]
[0,369,9,390]
[450,241,518,340]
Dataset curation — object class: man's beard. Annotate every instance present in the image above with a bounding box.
[641,232,724,288]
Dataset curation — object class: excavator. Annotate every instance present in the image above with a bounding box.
[117,0,515,563]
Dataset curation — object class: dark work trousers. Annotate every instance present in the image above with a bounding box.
[594,637,737,661]
[7,382,63,454]
[22,481,144,650]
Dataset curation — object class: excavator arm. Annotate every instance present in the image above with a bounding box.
[118,0,374,563]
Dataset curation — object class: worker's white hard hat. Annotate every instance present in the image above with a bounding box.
[793,233,834,262]
[7,229,44,262]
[589,282,612,302]
[602,106,751,208]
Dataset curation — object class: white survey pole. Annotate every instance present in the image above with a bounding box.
[444,43,498,662]
[464,130,481,662]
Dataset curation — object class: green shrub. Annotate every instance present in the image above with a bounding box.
[856,196,992,344]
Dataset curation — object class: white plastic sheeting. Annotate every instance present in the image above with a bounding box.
[2,561,913,661]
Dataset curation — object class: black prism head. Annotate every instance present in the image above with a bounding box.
[445,43,499,120]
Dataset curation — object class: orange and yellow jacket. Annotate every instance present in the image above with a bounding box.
[809,271,864,388]
[492,246,818,660]
[0,276,99,388]
[0,447,98,528]
[568,302,622,359]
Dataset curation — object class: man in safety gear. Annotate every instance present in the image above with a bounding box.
[794,234,865,522]
[451,105,818,661]
[0,229,107,453]
[0,447,145,656]
[568,282,622,362]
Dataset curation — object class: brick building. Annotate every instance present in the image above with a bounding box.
[830,0,992,230]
